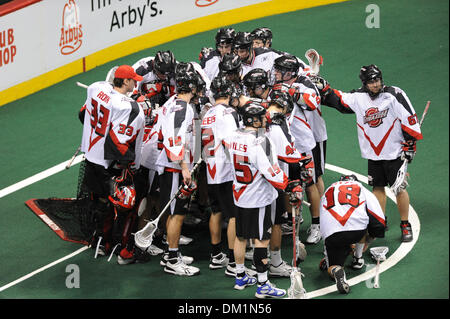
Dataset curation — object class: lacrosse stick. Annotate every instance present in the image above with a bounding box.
[390,101,431,195]
[288,204,307,299]
[134,158,203,250]
[65,145,81,169]
[76,81,88,89]
[305,49,323,76]
[370,246,389,288]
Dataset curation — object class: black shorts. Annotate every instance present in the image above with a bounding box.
[83,160,121,198]
[324,230,366,266]
[367,157,404,187]
[235,204,274,241]
[159,171,189,216]
[288,153,315,187]
[207,181,238,220]
[312,141,327,178]
[274,190,286,225]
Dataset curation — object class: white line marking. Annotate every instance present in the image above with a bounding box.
[0,162,419,296]
[0,246,89,292]
[0,155,84,199]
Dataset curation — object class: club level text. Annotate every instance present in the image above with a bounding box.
[178,303,272,316]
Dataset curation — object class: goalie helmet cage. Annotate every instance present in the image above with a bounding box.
[24,159,95,246]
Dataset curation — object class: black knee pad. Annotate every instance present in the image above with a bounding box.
[253,247,268,273]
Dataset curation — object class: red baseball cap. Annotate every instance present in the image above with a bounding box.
[114,65,143,81]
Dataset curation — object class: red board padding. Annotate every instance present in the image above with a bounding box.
[0,0,42,17]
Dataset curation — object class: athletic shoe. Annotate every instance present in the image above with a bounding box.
[319,257,328,272]
[209,252,228,269]
[281,223,293,235]
[255,281,286,299]
[160,252,194,266]
[145,244,164,256]
[351,256,365,269]
[234,274,257,290]
[269,260,293,278]
[225,262,257,277]
[117,247,151,265]
[332,266,350,294]
[306,224,322,244]
[164,257,200,276]
[400,222,413,242]
[163,234,194,246]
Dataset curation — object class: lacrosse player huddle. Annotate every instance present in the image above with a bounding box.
[77,26,423,298]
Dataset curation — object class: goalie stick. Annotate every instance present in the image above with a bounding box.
[134,158,203,250]
[390,101,431,195]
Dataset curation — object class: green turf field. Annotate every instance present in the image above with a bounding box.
[0,0,448,302]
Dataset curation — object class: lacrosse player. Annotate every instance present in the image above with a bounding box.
[200,27,236,82]
[79,65,146,263]
[271,55,324,245]
[154,63,201,276]
[251,27,273,49]
[315,64,423,242]
[319,174,386,294]
[224,101,304,298]
[131,50,177,104]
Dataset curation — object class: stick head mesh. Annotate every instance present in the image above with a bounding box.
[288,268,306,299]
[370,246,389,261]
[134,222,157,249]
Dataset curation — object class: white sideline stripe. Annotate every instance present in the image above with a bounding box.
[0,162,419,296]
[0,246,89,293]
[0,155,84,199]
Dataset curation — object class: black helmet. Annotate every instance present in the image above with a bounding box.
[269,89,294,114]
[241,101,267,127]
[339,174,358,182]
[251,27,273,47]
[211,75,234,99]
[153,50,176,76]
[243,68,269,92]
[219,53,242,75]
[272,55,300,82]
[175,62,198,93]
[215,28,236,47]
[359,64,383,98]
[234,31,253,50]
[359,64,382,84]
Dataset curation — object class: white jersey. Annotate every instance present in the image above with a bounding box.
[241,48,282,77]
[224,129,289,208]
[201,103,240,184]
[327,86,423,160]
[265,120,303,176]
[132,56,176,97]
[155,95,196,173]
[140,109,162,170]
[320,180,386,240]
[200,50,221,82]
[288,104,316,153]
[81,81,145,169]
[304,104,328,143]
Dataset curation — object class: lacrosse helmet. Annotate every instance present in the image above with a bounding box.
[251,27,273,47]
[269,89,294,114]
[153,51,176,78]
[215,28,236,48]
[241,101,267,128]
[210,75,234,99]
[339,174,358,182]
[359,64,384,98]
[243,68,269,97]
[109,179,137,210]
[272,55,300,83]
[175,63,199,93]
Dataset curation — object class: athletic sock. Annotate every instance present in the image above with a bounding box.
[168,248,178,260]
[235,263,245,278]
[312,217,320,224]
[257,271,268,285]
[354,243,364,258]
[227,249,235,263]
[211,243,221,256]
[270,250,282,267]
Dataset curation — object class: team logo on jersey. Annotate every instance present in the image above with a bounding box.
[363,107,388,128]
[59,0,83,55]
